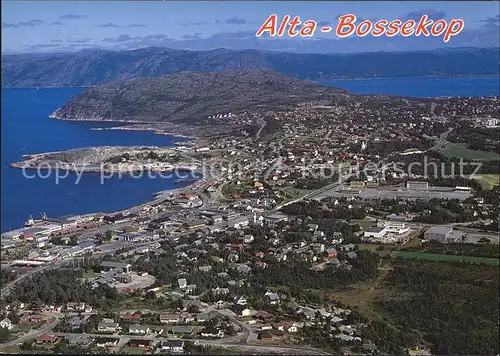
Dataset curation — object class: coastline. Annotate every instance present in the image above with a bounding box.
[50,109,199,140]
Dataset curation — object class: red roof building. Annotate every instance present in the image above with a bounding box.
[36,333,58,343]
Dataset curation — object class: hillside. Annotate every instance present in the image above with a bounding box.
[2,47,498,87]
[51,70,345,126]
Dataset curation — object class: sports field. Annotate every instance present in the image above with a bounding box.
[473,174,500,190]
[391,251,499,266]
[442,143,500,161]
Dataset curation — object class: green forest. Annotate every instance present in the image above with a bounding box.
[375,259,499,355]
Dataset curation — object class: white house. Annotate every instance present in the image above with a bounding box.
[178,278,187,289]
[0,318,12,330]
[235,296,247,306]
[160,339,185,353]
[128,324,150,335]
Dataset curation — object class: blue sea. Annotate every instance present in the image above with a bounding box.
[325,76,500,97]
[1,76,498,231]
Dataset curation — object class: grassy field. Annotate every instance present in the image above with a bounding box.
[352,219,378,230]
[473,174,500,189]
[0,346,43,354]
[280,186,313,199]
[391,251,499,266]
[442,143,500,161]
[121,347,146,354]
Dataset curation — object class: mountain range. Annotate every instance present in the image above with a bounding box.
[2,47,499,88]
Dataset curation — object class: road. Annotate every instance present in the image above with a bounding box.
[0,316,60,348]
[426,127,454,153]
[255,119,267,140]
[0,325,329,355]
[274,175,352,211]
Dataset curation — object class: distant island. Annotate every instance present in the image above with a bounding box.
[2,46,499,88]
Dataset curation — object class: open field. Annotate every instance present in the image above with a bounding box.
[352,219,378,231]
[473,174,500,189]
[121,347,146,354]
[442,143,500,161]
[391,251,499,266]
[0,346,41,354]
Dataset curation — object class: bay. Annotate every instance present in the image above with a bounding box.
[1,88,198,231]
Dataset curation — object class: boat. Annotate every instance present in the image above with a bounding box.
[24,212,47,227]
[24,215,35,227]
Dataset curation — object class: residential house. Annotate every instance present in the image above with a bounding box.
[298,308,316,320]
[159,339,185,353]
[211,287,229,296]
[170,326,194,337]
[0,318,12,330]
[233,295,247,306]
[331,316,344,326]
[128,324,150,335]
[36,333,58,344]
[274,321,297,333]
[95,337,119,348]
[66,302,86,311]
[253,261,267,269]
[231,305,252,317]
[121,313,142,323]
[20,315,46,324]
[97,321,120,333]
[64,335,93,347]
[229,217,249,229]
[196,313,211,323]
[182,299,201,312]
[127,339,153,349]
[200,327,224,338]
[257,330,274,341]
[67,316,84,330]
[326,248,337,258]
[255,310,273,322]
[198,265,212,272]
[178,278,187,289]
[341,243,356,251]
[265,290,280,305]
[160,314,180,324]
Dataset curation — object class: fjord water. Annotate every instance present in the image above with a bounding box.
[1,76,499,231]
[325,76,500,97]
[1,88,198,231]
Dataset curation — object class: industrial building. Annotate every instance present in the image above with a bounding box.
[100,261,132,273]
[424,226,463,243]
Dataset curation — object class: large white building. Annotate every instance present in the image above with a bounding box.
[364,226,387,239]
[377,221,409,235]
[424,226,463,243]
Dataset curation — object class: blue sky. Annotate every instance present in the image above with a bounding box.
[2,1,499,54]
